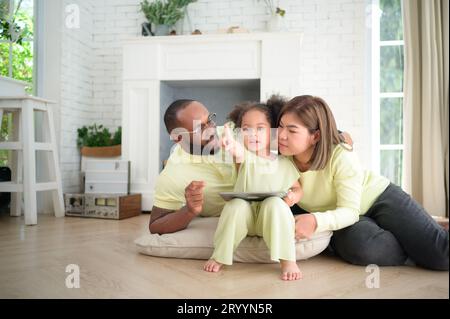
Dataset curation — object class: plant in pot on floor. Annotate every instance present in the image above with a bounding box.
[140,0,196,36]
[77,124,122,157]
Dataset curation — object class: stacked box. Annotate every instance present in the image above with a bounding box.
[84,160,130,194]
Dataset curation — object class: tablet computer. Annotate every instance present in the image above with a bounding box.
[219,191,287,202]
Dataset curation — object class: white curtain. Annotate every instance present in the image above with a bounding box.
[402,0,449,217]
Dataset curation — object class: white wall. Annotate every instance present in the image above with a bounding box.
[59,0,97,193]
[57,0,369,193]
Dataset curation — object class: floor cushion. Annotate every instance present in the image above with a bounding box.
[135,216,332,263]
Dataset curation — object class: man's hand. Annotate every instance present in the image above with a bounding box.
[185,181,206,216]
[294,214,317,240]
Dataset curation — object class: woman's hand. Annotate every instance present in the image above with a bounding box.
[283,190,296,207]
[340,131,354,148]
[283,188,301,207]
[283,181,303,207]
[294,214,317,240]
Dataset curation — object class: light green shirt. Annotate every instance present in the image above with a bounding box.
[290,144,390,233]
[153,143,236,217]
[234,150,300,193]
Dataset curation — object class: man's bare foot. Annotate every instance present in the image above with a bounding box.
[203,259,223,272]
[280,260,302,281]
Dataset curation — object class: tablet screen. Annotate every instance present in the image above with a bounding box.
[219,191,287,202]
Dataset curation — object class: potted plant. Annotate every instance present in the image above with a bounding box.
[77,124,122,157]
[140,0,196,36]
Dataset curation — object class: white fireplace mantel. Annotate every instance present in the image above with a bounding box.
[122,32,303,210]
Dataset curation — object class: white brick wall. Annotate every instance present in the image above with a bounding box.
[60,0,96,192]
[59,0,369,192]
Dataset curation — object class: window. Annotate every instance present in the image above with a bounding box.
[0,0,34,85]
[0,0,34,166]
[372,0,404,186]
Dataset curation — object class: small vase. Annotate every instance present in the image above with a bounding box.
[153,24,170,36]
[266,14,282,32]
[176,7,193,35]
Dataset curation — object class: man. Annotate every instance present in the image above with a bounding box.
[149,99,354,235]
[149,99,236,234]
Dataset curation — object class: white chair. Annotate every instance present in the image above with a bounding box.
[0,96,64,225]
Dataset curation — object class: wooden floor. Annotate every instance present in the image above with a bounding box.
[0,213,448,299]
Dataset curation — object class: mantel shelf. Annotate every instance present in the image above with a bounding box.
[122,32,303,45]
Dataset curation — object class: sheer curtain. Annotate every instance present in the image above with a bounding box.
[402,0,449,217]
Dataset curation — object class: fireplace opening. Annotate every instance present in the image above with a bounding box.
[159,79,260,170]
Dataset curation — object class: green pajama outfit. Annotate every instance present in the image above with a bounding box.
[211,151,300,265]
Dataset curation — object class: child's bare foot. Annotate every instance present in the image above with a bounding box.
[203,259,223,272]
[280,260,302,281]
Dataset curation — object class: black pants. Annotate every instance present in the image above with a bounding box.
[327,183,449,270]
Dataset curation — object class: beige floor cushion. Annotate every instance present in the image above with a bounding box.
[135,216,332,263]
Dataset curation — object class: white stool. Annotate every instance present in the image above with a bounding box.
[0,96,64,225]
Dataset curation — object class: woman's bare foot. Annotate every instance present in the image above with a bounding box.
[280,260,302,281]
[203,259,223,272]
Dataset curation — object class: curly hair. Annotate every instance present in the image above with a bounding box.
[227,94,287,127]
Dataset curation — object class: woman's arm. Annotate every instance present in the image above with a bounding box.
[295,150,363,238]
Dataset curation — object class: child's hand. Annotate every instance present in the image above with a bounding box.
[222,123,245,162]
[221,123,235,151]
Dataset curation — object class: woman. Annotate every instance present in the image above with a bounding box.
[277,95,448,270]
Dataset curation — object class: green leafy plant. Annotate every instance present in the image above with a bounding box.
[112,126,122,146]
[0,0,32,45]
[140,0,196,27]
[77,124,122,148]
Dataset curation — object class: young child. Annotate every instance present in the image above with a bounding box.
[203,96,304,281]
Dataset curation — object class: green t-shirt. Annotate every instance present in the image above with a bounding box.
[153,143,236,217]
[234,150,300,193]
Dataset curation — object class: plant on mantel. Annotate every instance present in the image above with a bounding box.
[140,0,197,36]
[259,0,286,32]
[260,0,286,17]
[77,124,122,157]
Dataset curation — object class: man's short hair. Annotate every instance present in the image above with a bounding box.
[164,99,196,133]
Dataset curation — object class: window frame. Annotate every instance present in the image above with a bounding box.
[371,0,405,186]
